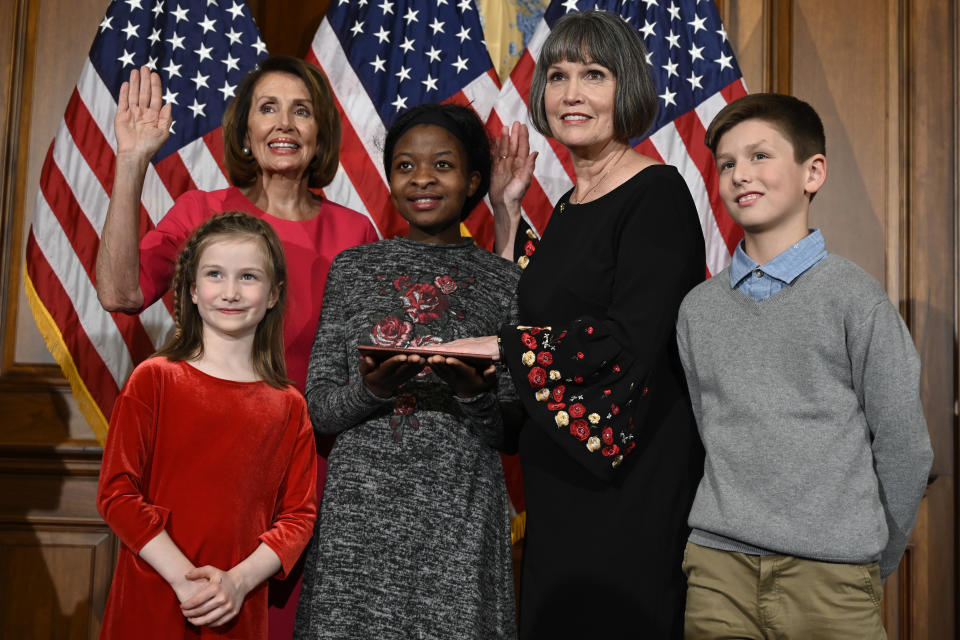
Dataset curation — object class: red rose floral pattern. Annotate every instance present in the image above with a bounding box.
[508,321,643,470]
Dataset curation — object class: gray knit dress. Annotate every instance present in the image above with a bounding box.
[294,237,520,640]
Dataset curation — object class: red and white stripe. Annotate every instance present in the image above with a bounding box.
[308,18,502,247]
[26,57,230,434]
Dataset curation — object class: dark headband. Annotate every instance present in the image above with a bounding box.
[384,109,470,177]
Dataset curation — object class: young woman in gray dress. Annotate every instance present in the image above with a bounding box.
[294,104,520,639]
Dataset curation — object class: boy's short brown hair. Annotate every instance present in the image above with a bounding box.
[705,93,825,163]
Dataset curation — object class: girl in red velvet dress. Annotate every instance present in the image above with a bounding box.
[97,213,317,639]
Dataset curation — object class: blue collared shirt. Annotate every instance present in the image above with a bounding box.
[729,230,828,301]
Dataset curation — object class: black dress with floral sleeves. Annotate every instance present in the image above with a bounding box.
[501,164,706,638]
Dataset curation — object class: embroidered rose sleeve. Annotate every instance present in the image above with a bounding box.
[500,177,705,481]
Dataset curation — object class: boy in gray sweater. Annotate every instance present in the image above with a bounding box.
[676,93,933,639]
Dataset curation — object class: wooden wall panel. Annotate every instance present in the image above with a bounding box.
[0,447,115,639]
[727,0,957,636]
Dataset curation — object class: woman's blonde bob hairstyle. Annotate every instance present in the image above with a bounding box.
[222,56,341,189]
[154,212,291,389]
[528,10,658,143]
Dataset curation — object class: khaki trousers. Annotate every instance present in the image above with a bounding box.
[682,542,887,640]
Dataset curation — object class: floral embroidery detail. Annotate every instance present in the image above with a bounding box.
[521,332,538,349]
[535,388,551,402]
[588,413,601,424]
[613,364,621,373]
[528,367,547,388]
[586,436,601,452]
[371,316,414,346]
[612,454,624,468]
[601,427,614,445]
[524,240,536,256]
[576,351,585,360]
[517,255,530,269]
[570,419,590,441]
[551,385,566,403]
[536,351,553,366]
[434,275,457,294]
[547,402,566,411]
[393,275,411,291]
[586,326,594,335]
[400,282,449,324]
[610,403,621,415]
[389,393,419,441]
[410,335,443,348]
[522,351,536,366]
[574,375,584,383]
[643,386,649,395]
[626,442,636,455]
[603,389,611,396]
[549,369,561,380]
[555,411,570,427]
[568,403,586,419]
[602,444,620,457]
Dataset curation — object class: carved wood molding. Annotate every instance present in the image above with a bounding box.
[765,0,791,94]
[0,0,31,373]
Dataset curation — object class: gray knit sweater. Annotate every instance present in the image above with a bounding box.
[676,254,932,577]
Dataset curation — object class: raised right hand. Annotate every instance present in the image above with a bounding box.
[115,65,172,158]
[360,354,427,399]
[490,122,538,213]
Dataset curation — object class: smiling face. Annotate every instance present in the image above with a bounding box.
[244,72,319,179]
[543,59,618,152]
[388,124,480,244]
[715,119,825,241]
[190,236,279,344]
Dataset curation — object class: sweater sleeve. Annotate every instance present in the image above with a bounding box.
[258,395,318,579]
[305,251,392,434]
[675,298,703,428]
[97,363,171,553]
[454,281,523,452]
[849,299,933,578]
[501,176,704,481]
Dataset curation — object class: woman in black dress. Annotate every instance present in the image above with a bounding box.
[443,11,705,638]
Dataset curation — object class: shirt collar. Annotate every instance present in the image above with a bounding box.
[729,229,827,289]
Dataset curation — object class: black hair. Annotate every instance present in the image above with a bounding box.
[383,103,491,220]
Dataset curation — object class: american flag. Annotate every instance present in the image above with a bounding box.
[24,0,267,441]
[308,0,503,245]
[488,0,746,275]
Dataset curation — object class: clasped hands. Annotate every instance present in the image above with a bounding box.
[170,565,250,628]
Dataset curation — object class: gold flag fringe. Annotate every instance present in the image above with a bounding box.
[23,267,110,444]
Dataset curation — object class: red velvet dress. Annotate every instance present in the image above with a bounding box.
[97,358,318,639]
[136,187,378,638]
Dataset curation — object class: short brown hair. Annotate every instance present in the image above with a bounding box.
[155,212,291,389]
[528,10,658,142]
[222,56,341,189]
[705,93,825,162]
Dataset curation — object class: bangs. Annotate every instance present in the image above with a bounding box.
[538,19,618,73]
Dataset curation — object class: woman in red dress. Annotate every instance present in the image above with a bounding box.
[95,56,378,638]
